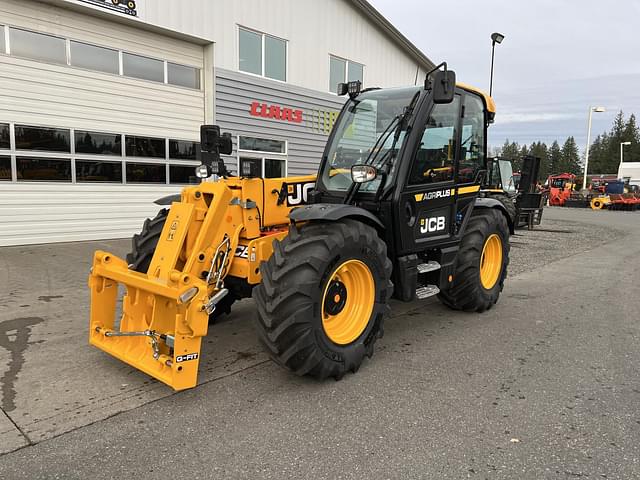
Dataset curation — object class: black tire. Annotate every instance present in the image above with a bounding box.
[252,219,393,380]
[438,208,510,312]
[126,208,168,273]
[489,193,517,226]
[126,208,236,321]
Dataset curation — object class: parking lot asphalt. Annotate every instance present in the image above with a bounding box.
[0,207,639,479]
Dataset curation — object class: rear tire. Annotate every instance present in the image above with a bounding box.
[126,208,236,322]
[438,208,509,312]
[253,219,393,380]
[489,193,517,226]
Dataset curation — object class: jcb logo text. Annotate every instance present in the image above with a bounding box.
[420,216,446,234]
[287,182,315,206]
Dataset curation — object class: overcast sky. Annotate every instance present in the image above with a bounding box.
[369,0,640,150]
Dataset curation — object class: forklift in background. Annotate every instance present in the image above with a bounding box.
[484,155,544,229]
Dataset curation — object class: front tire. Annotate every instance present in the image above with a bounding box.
[253,219,393,380]
[438,209,510,312]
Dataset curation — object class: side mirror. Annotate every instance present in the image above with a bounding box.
[200,125,233,155]
[351,164,377,183]
[431,70,456,104]
[218,133,233,155]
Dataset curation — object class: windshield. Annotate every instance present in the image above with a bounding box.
[321,86,421,192]
[499,160,517,193]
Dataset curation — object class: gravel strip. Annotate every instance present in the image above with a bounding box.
[508,217,625,277]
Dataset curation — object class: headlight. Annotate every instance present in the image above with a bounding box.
[195,164,210,178]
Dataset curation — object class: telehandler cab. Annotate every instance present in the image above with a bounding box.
[89,65,513,390]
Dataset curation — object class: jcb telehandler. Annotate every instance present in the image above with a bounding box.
[89,65,513,390]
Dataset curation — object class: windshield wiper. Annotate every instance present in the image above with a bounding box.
[369,91,421,171]
[344,91,421,205]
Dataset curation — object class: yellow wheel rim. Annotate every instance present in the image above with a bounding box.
[480,234,503,290]
[322,259,375,345]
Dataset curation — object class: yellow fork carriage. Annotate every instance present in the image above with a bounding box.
[89,175,315,390]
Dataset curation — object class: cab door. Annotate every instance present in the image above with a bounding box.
[394,95,462,254]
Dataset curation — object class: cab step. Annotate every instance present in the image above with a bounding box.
[417,261,441,274]
[416,284,440,300]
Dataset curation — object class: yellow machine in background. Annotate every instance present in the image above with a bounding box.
[590,196,610,210]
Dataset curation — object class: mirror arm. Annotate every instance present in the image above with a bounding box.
[373,170,389,203]
[424,61,448,87]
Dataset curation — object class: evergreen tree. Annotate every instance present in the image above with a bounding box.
[561,136,581,174]
[515,144,529,171]
[621,114,640,163]
[549,140,562,174]
[603,111,626,173]
[588,111,638,174]
[500,139,521,161]
[589,132,608,174]
[493,110,640,180]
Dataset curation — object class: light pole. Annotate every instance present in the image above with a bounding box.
[582,106,606,190]
[620,141,631,165]
[489,32,505,97]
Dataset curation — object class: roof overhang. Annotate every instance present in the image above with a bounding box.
[32,0,213,45]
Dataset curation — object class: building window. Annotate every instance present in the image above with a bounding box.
[348,62,364,85]
[75,131,122,155]
[15,126,71,152]
[169,140,198,160]
[169,165,199,184]
[265,158,286,178]
[70,41,119,75]
[76,159,122,183]
[0,123,9,149]
[238,135,287,178]
[329,55,364,93]
[126,162,166,183]
[238,136,286,154]
[239,28,262,76]
[4,26,203,89]
[9,28,67,65]
[0,156,10,180]
[125,135,165,158]
[16,157,71,182]
[239,27,287,81]
[122,52,164,83]
[264,35,286,81]
[168,63,200,89]
[0,25,6,54]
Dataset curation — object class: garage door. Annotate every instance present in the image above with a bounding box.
[0,0,206,246]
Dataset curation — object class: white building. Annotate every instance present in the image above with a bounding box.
[618,162,640,187]
[0,0,434,245]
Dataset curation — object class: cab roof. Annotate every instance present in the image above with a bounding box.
[457,82,496,114]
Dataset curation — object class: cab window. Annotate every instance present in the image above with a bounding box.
[459,94,486,183]
[408,96,460,185]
